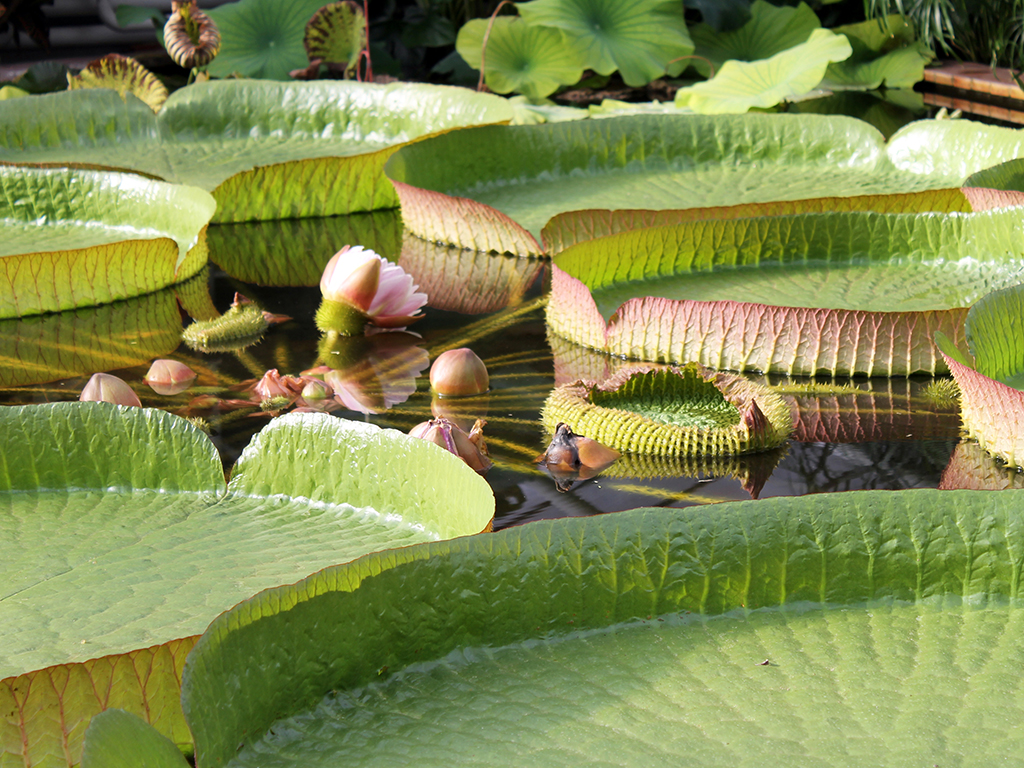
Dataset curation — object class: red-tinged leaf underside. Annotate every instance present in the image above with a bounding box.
[0,637,196,768]
[0,235,208,319]
[397,236,544,314]
[942,352,1024,469]
[391,181,542,256]
[541,187,1024,253]
[548,263,969,377]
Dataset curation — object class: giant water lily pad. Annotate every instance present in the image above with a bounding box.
[0,166,214,318]
[0,80,513,223]
[384,113,1024,254]
[936,283,1024,468]
[542,362,791,456]
[114,488,1024,766]
[0,403,493,768]
[546,188,1024,376]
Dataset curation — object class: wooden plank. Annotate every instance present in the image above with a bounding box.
[922,61,1024,101]
[921,91,1024,125]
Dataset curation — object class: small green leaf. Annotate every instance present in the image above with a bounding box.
[81,709,190,768]
[675,28,853,114]
[822,15,934,90]
[457,17,584,100]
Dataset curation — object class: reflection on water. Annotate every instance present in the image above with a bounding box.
[0,219,974,530]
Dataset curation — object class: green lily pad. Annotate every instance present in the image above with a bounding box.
[542,362,791,456]
[205,0,333,80]
[547,189,1024,376]
[81,709,190,768]
[0,403,493,768]
[172,488,1024,766]
[515,0,694,87]
[0,166,215,318]
[688,0,821,78]
[456,16,584,100]
[935,283,1024,468]
[674,28,853,114]
[385,113,1024,254]
[965,157,1024,191]
[0,80,513,223]
[822,15,934,90]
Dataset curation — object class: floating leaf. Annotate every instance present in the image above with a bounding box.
[66,54,168,112]
[176,489,1024,766]
[81,709,190,768]
[515,0,693,86]
[0,81,513,223]
[456,16,584,100]
[936,283,1024,467]
[304,0,365,76]
[543,362,791,456]
[0,404,494,767]
[386,113,1024,253]
[0,166,214,319]
[674,29,853,114]
[547,189,1024,376]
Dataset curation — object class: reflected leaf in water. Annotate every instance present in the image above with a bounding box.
[786,89,926,139]
[398,234,545,314]
[939,440,1024,490]
[318,331,430,415]
[206,210,403,286]
[0,271,210,388]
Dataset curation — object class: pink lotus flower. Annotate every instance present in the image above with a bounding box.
[80,373,142,407]
[316,245,427,334]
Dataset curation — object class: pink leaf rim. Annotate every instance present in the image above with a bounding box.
[548,264,969,377]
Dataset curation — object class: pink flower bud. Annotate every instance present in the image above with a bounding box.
[143,359,197,396]
[430,348,489,397]
[80,373,142,407]
[409,417,492,474]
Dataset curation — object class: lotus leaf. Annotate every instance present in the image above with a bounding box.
[542,362,791,456]
[688,0,821,77]
[0,403,493,768]
[140,489,1024,766]
[547,189,1024,376]
[456,17,584,100]
[385,113,1024,254]
[304,1,365,75]
[0,166,214,319]
[822,15,934,90]
[674,29,853,114]
[515,0,694,87]
[205,0,334,80]
[936,283,1024,468]
[0,80,513,223]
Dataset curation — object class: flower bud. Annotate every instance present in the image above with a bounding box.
[430,348,489,397]
[144,359,197,396]
[409,417,492,474]
[80,372,142,407]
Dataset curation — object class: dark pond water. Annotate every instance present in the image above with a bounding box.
[1,211,1019,531]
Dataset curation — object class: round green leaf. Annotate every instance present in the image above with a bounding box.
[304,1,365,72]
[456,16,584,99]
[181,489,1024,767]
[515,0,693,86]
